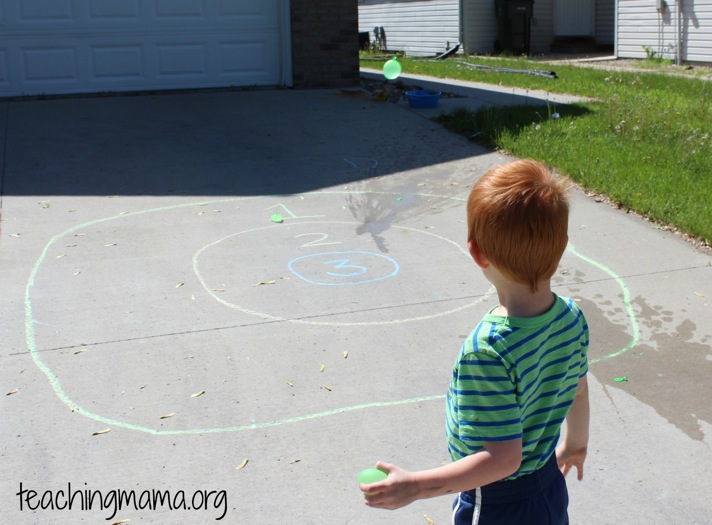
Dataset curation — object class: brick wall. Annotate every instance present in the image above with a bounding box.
[291,0,360,88]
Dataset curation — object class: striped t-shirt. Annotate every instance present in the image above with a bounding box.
[446,294,589,480]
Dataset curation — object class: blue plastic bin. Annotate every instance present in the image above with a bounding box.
[405,90,441,109]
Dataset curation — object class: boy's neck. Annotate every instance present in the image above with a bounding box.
[492,281,555,319]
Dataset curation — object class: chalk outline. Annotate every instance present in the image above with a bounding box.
[24,192,638,435]
[567,243,640,364]
[193,220,487,325]
[288,250,399,285]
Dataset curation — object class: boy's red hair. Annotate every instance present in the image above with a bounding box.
[467,159,570,292]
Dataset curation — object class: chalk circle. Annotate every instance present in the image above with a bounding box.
[193,220,492,326]
[288,250,399,286]
[24,192,639,435]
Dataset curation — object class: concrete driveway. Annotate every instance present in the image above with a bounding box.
[1,77,711,524]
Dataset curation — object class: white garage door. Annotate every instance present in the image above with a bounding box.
[0,0,291,97]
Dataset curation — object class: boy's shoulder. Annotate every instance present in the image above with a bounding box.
[462,295,586,356]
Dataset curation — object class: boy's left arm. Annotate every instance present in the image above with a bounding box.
[361,438,522,510]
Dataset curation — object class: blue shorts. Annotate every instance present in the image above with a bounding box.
[452,454,569,525]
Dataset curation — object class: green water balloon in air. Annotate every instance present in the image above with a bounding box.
[358,468,387,484]
[383,57,402,80]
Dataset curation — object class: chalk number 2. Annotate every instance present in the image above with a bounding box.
[295,233,341,249]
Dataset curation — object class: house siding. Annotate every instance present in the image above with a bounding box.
[678,0,712,63]
[358,0,460,56]
[617,0,712,63]
[617,0,677,59]
[461,0,498,54]
[462,0,613,56]
[362,0,618,59]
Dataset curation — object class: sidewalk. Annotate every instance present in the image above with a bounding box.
[360,68,592,119]
[1,80,710,524]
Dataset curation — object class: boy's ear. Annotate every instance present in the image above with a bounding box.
[468,240,490,269]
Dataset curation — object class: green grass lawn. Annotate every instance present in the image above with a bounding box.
[361,55,712,246]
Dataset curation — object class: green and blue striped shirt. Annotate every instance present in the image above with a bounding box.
[446,294,589,480]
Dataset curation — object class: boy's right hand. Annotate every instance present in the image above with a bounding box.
[556,445,587,480]
[359,461,420,510]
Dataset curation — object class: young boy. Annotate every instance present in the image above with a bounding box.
[360,159,590,524]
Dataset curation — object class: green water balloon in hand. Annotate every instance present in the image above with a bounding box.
[358,467,387,484]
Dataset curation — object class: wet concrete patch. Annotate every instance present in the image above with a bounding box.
[581,294,711,441]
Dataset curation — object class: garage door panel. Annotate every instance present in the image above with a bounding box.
[0,0,284,96]
[218,38,280,80]
[23,46,79,83]
[13,39,146,87]
[92,44,145,81]
[155,0,207,20]
[156,41,209,77]
[221,41,268,74]
[2,35,281,94]
[89,0,141,21]
[19,0,73,22]
[218,0,279,20]
[152,36,280,82]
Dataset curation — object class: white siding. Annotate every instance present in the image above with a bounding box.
[680,0,712,63]
[617,0,712,63]
[461,0,498,54]
[358,0,460,57]
[617,0,678,59]
[367,0,617,58]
